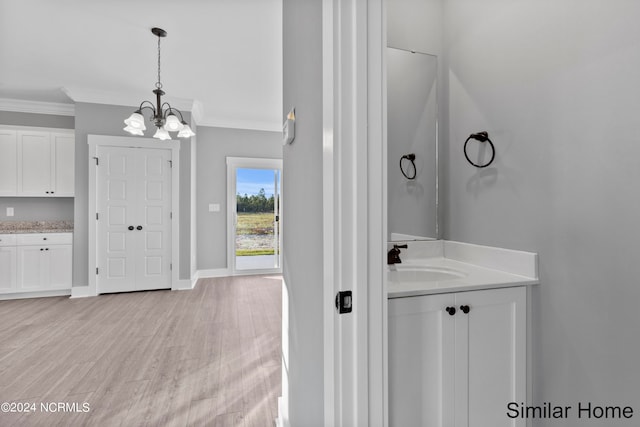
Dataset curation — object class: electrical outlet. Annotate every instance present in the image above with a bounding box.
[6,207,14,217]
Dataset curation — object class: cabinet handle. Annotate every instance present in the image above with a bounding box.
[446,306,456,316]
[460,305,470,314]
[40,248,44,251]
[136,225,143,231]
[43,237,47,240]
[45,248,49,251]
[128,226,135,231]
[46,191,50,194]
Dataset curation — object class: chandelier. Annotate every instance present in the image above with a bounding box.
[123,27,195,140]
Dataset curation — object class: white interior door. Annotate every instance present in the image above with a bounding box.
[96,146,172,293]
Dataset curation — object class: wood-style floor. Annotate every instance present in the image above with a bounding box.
[0,275,282,427]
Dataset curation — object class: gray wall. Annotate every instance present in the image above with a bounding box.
[0,198,73,221]
[283,0,325,424]
[0,110,75,221]
[74,102,194,286]
[442,0,640,421]
[196,126,281,270]
[0,110,74,129]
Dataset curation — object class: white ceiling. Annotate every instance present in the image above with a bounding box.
[0,0,282,131]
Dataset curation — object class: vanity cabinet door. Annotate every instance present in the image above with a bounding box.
[0,247,17,291]
[388,286,526,427]
[455,286,526,427]
[51,133,75,196]
[18,130,52,196]
[48,245,73,289]
[389,294,455,427]
[17,245,46,289]
[0,129,18,195]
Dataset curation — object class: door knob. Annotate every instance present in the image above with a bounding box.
[136,225,143,230]
[128,226,134,231]
[446,306,456,316]
[460,305,470,314]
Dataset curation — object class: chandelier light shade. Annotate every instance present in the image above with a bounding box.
[123,27,195,140]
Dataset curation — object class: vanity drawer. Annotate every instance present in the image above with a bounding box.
[16,233,73,245]
[0,235,17,246]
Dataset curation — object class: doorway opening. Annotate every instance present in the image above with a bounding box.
[227,157,283,275]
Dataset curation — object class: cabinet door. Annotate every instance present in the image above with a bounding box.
[47,245,72,289]
[17,246,45,289]
[18,131,51,195]
[0,130,18,195]
[455,287,526,427]
[51,133,75,196]
[389,294,455,427]
[0,247,17,292]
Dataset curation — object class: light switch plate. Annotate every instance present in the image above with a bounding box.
[6,207,14,217]
[209,203,221,212]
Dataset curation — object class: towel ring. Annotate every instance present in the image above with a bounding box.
[464,131,495,168]
[400,153,417,180]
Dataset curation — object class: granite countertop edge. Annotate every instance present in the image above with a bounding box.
[0,220,74,235]
[0,229,74,234]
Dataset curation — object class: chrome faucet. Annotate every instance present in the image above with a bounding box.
[387,244,408,265]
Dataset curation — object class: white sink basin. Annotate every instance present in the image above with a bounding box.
[388,265,467,283]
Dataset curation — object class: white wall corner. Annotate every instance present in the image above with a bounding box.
[173,273,199,291]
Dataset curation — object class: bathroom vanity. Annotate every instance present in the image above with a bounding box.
[387,240,538,427]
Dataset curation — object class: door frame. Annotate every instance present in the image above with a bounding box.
[87,135,181,296]
[321,0,387,425]
[226,156,283,276]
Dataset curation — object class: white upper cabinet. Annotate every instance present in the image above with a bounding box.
[0,129,18,195]
[51,132,75,196]
[0,126,74,197]
[18,130,52,195]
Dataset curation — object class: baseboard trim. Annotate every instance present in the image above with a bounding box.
[1,289,72,300]
[197,268,231,278]
[70,286,95,298]
[275,396,288,427]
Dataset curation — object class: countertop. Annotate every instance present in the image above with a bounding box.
[387,258,538,298]
[0,220,74,234]
[386,240,539,299]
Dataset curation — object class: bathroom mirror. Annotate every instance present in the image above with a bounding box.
[387,47,438,241]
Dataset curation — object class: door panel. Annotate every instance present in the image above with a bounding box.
[48,245,72,289]
[135,148,171,291]
[17,246,44,289]
[457,287,526,427]
[389,294,455,427]
[19,131,51,195]
[0,247,17,291]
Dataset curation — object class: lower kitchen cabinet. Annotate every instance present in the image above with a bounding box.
[0,233,72,295]
[0,246,17,292]
[389,286,526,427]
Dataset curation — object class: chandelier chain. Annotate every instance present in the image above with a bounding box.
[156,35,163,90]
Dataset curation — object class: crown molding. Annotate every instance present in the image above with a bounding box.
[0,98,75,116]
[62,87,195,113]
[196,117,281,132]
